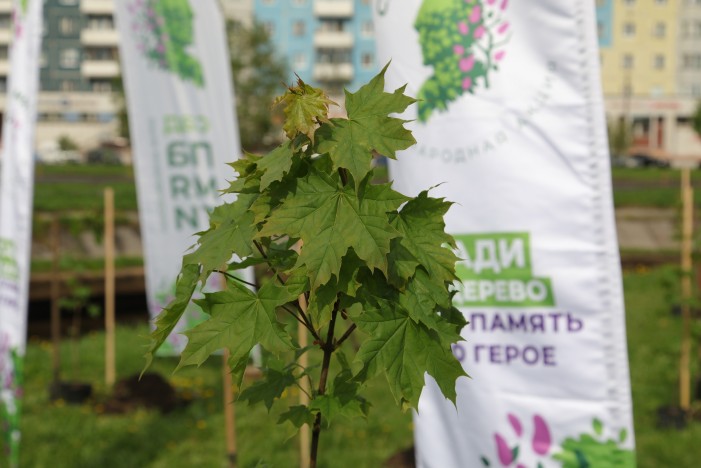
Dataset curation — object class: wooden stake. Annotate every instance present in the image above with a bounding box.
[298,294,311,468]
[104,187,116,388]
[223,349,238,468]
[679,168,694,411]
[50,216,61,383]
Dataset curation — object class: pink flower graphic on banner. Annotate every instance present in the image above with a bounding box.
[481,413,635,467]
[532,414,552,455]
[415,0,513,121]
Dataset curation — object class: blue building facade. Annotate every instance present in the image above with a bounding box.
[595,0,613,49]
[253,0,378,94]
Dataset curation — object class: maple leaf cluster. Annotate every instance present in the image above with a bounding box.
[144,65,468,430]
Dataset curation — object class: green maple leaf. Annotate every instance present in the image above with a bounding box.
[178,279,297,370]
[275,77,335,141]
[256,141,296,190]
[353,301,466,408]
[279,405,315,428]
[307,249,363,327]
[259,169,407,288]
[239,364,297,410]
[142,264,199,373]
[389,190,459,289]
[183,194,257,279]
[316,63,416,185]
[310,369,370,424]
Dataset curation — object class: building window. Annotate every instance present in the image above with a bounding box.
[624,0,635,5]
[58,0,78,4]
[0,14,11,29]
[691,84,701,97]
[622,53,634,69]
[293,52,307,70]
[92,80,112,93]
[683,53,701,69]
[623,22,635,37]
[361,21,374,38]
[60,48,80,68]
[361,52,374,69]
[653,22,666,37]
[262,0,275,5]
[694,21,701,37]
[87,15,114,30]
[292,0,306,5]
[293,20,305,36]
[0,78,6,92]
[262,22,274,35]
[654,0,667,4]
[84,47,116,61]
[61,80,77,92]
[59,17,77,35]
[653,54,665,69]
[0,46,8,60]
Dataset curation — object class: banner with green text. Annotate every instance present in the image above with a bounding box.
[0,0,43,465]
[374,0,635,466]
[115,0,249,354]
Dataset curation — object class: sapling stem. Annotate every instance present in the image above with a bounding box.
[310,307,339,467]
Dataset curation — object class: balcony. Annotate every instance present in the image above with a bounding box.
[314,31,353,49]
[314,0,353,17]
[80,0,114,15]
[81,60,120,78]
[81,29,119,46]
[313,63,353,82]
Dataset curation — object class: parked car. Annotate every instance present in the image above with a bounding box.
[631,153,670,168]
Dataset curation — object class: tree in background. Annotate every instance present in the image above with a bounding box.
[57,135,79,152]
[608,118,633,159]
[112,75,130,142]
[228,21,288,152]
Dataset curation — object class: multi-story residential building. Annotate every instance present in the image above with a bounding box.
[597,0,701,162]
[1,0,253,151]
[0,0,120,150]
[253,0,377,100]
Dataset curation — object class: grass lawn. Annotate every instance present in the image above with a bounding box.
[5,266,701,466]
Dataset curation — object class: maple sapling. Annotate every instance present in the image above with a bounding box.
[142,65,468,467]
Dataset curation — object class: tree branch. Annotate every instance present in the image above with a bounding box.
[215,270,258,289]
[334,323,357,350]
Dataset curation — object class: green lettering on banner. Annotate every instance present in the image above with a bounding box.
[0,238,19,282]
[453,232,555,307]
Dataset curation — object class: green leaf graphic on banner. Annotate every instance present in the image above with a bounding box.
[129,0,205,86]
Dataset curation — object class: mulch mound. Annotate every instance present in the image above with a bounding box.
[103,372,181,414]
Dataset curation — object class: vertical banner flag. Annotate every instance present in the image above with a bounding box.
[0,0,43,465]
[374,1,635,467]
[115,0,248,354]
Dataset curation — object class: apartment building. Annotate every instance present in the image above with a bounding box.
[253,0,377,100]
[597,0,701,161]
[0,0,120,150]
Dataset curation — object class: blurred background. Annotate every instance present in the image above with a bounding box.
[0,0,701,466]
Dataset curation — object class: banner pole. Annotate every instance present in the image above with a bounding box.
[679,168,693,411]
[104,187,116,388]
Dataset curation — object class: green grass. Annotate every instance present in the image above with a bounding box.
[34,181,138,212]
[5,266,701,466]
[623,265,701,468]
[35,164,134,179]
[16,323,412,467]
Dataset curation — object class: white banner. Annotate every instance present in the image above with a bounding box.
[373,1,635,466]
[115,0,248,354]
[0,0,43,465]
